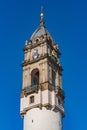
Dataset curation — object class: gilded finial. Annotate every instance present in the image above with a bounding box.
[40,6,44,19]
[40,12,44,20]
[40,6,44,25]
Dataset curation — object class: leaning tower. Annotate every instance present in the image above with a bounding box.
[20,12,65,130]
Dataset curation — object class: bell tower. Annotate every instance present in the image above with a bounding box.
[20,11,65,130]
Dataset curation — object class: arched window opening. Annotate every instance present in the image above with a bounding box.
[52,70,56,87]
[58,96,63,106]
[31,69,39,87]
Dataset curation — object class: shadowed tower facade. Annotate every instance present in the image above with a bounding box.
[20,12,65,130]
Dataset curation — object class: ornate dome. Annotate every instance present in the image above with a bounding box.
[30,24,55,44]
[27,15,55,44]
[25,12,56,46]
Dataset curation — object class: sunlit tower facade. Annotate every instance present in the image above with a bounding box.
[20,11,65,130]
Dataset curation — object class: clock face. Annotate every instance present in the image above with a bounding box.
[34,48,38,53]
[32,48,39,59]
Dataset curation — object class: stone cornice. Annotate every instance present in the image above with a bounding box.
[22,53,48,67]
[20,103,64,118]
[23,39,61,56]
[23,40,46,51]
[22,54,63,73]
[20,82,65,100]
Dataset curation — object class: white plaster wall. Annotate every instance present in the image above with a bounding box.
[20,90,64,113]
[48,90,52,104]
[20,96,26,111]
[24,107,62,130]
[55,96,58,106]
[21,90,49,112]
[20,92,40,112]
[51,91,56,106]
[42,90,49,104]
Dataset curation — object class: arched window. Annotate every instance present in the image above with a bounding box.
[31,68,39,87]
[58,96,63,106]
[52,70,56,87]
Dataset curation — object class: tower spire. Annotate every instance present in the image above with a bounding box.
[40,6,44,26]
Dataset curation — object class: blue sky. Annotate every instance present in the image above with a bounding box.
[0,0,87,130]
